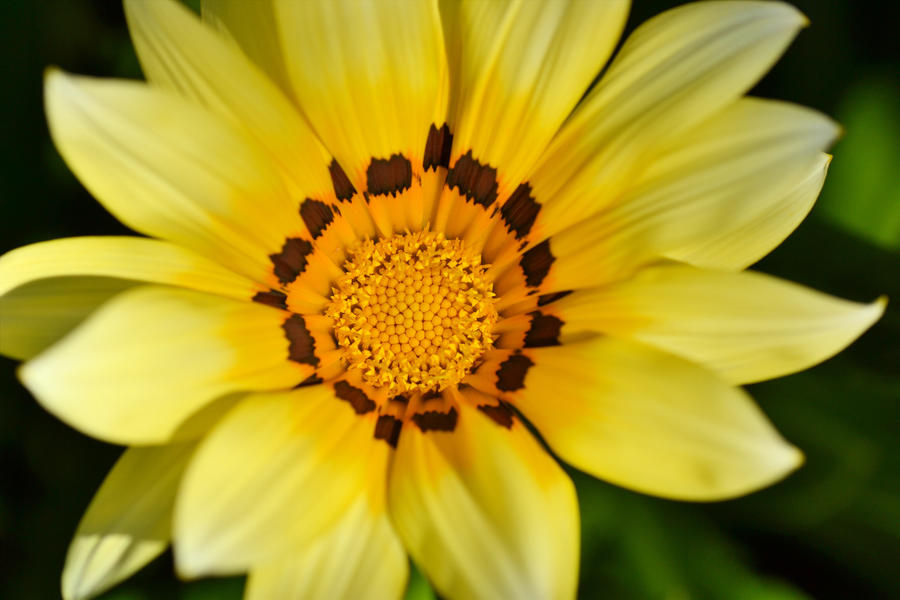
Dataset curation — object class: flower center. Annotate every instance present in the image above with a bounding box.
[326,231,497,395]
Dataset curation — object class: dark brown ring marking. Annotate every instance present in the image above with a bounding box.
[424,123,452,171]
[367,154,413,196]
[412,407,459,433]
[375,414,403,447]
[445,150,499,208]
[269,238,314,285]
[300,199,335,239]
[421,390,442,402]
[523,311,563,348]
[333,380,376,415]
[252,289,288,310]
[478,402,515,428]
[293,374,323,389]
[520,240,554,288]
[496,352,534,392]
[282,315,319,367]
[329,159,357,202]
[537,290,572,306]
[500,183,540,239]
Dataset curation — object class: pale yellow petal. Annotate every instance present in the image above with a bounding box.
[528,139,832,292]
[19,286,310,445]
[665,154,830,269]
[0,277,133,361]
[200,0,292,98]
[246,500,406,600]
[274,0,448,187]
[0,237,258,360]
[514,338,803,501]
[174,387,390,577]
[441,0,628,192]
[554,265,886,384]
[530,1,807,238]
[610,98,837,269]
[62,442,195,600]
[125,0,334,200]
[0,236,257,300]
[45,69,303,283]
[389,401,579,600]
[536,151,830,294]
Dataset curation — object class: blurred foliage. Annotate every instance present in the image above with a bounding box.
[1,1,898,599]
[817,77,900,250]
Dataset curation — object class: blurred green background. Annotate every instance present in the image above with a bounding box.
[1,1,897,598]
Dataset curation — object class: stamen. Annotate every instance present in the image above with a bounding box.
[326,231,497,395]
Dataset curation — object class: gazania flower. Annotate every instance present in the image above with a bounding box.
[1,0,884,598]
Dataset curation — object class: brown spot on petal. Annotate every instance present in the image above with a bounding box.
[282,315,319,366]
[478,402,514,428]
[367,154,413,196]
[520,240,554,288]
[374,414,403,447]
[500,183,540,239]
[300,199,335,238]
[252,289,287,310]
[496,353,534,392]
[537,290,572,307]
[446,150,498,208]
[424,123,452,171]
[412,407,458,433]
[421,390,442,402]
[293,374,323,388]
[333,380,376,415]
[269,238,313,284]
[523,311,563,348]
[329,159,356,202]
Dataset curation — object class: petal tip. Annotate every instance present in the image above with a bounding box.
[61,545,106,600]
[172,543,204,581]
[767,2,809,29]
[780,442,805,473]
[43,66,71,110]
[44,65,64,84]
[856,295,888,334]
[17,359,42,400]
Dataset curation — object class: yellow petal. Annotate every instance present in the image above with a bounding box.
[200,0,293,99]
[246,500,407,600]
[124,0,334,200]
[19,286,310,445]
[273,0,448,187]
[536,154,831,294]
[389,401,578,600]
[665,154,830,270]
[0,236,257,301]
[174,387,390,576]
[611,98,837,269]
[0,237,258,360]
[553,265,886,384]
[45,69,303,283]
[522,150,830,293]
[518,218,654,294]
[511,338,803,501]
[441,0,628,193]
[62,442,196,600]
[530,1,807,239]
[1,277,134,361]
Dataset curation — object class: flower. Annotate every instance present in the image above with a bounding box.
[0,0,885,598]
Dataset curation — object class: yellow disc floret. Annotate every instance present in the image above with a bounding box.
[326,231,497,395]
